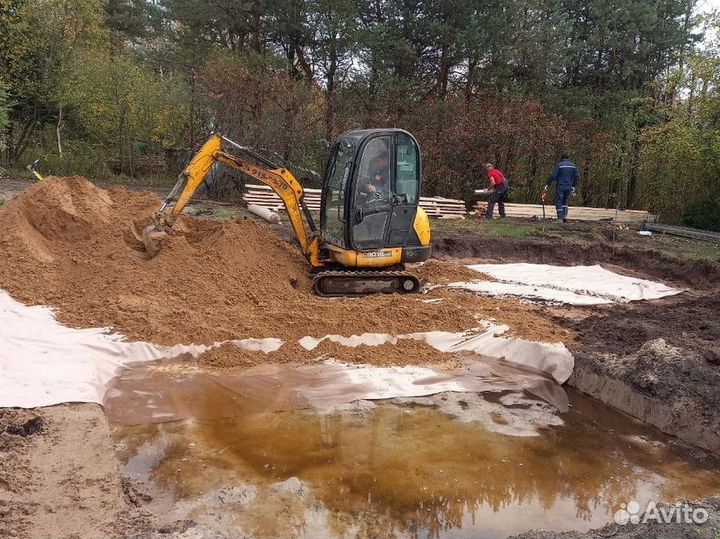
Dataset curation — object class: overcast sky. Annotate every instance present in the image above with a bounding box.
[700,0,720,17]
[699,0,720,46]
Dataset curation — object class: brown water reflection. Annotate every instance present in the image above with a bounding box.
[112,388,720,538]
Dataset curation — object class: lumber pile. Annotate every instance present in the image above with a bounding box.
[244,184,654,223]
[419,196,466,219]
[242,184,321,212]
[474,200,654,223]
[243,184,468,219]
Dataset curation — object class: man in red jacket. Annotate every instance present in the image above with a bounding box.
[484,163,508,219]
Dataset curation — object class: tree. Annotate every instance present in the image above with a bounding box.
[0,0,107,164]
[61,49,189,174]
[311,0,359,139]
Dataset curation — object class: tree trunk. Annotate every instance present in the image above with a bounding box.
[437,39,451,98]
[8,117,35,166]
[325,58,337,141]
[56,103,63,164]
[465,57,477,103]
[626,128,643,208]
[295,46,314,81]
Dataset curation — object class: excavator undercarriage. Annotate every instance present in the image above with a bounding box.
[312,270,421,297]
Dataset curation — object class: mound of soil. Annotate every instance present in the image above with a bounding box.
[0,177,569,345]
[412,259,492,284]
[308,338,458,366]
[561,293,720,454]
[198,338,459,369]
[198,343,264,369]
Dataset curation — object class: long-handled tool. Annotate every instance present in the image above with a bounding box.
[26,159,44,181]
[541,190,547,232]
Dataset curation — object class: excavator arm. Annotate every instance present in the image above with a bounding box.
[144,134,321,265]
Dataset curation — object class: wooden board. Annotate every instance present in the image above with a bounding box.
[474,202,653,223]
[243,184,467,219]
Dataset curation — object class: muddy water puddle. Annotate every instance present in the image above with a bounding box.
[108,360,720,538]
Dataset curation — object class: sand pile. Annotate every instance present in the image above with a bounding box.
[197,343,263,369]
[0,177,571,346]
[414,259,492,284]
[198,339,459,369]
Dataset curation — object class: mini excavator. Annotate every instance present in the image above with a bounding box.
[142,129,431,296]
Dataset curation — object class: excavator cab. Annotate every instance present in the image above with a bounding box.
[320,129,431,267]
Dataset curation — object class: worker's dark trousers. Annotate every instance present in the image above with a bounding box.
[556,188,572,221]
[486,183,509,219]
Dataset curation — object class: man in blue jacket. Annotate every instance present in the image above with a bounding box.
[545,154,580,223]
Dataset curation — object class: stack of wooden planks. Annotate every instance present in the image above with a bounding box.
[418,196,467,219]
[474,199,654,223]
[243,184,468,219]
[242,184,322,212]
[243,184,654,223]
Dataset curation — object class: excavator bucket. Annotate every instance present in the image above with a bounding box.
[137,135,223,257]
[126,219,168,257]
[141,224,168,258]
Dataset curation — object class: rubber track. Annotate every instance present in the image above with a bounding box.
[312,270,421,297]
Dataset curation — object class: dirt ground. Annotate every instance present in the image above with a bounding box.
[0,406,149,539]
[511,497,720,539]
[433,227,720,287]
[1,177,720,539]
[560,293,720,455]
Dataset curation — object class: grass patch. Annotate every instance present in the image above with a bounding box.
[212,208,242,221]
[481,219,543,238]
[430,216,544,238]
[648,233,720,262]
[662,243,720,262]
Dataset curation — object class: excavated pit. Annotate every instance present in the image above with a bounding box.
[433,233,720,287]
[1,176,718,538]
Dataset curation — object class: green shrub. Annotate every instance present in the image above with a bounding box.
[682,199,720,231]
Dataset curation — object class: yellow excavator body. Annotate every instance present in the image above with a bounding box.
[143,130,431,296]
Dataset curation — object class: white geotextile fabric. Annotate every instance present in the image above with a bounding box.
[299,327,573,384]
[1,282,573,408]
[450,263,681,305]
[0,290,209,407]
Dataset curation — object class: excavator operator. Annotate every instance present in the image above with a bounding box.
[359,140,391,205]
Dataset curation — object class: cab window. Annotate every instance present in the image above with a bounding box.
[353,136,392,209]
[394,133,419,204]
[321,142,353,247]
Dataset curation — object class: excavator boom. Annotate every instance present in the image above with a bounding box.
[142,134,321,265]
